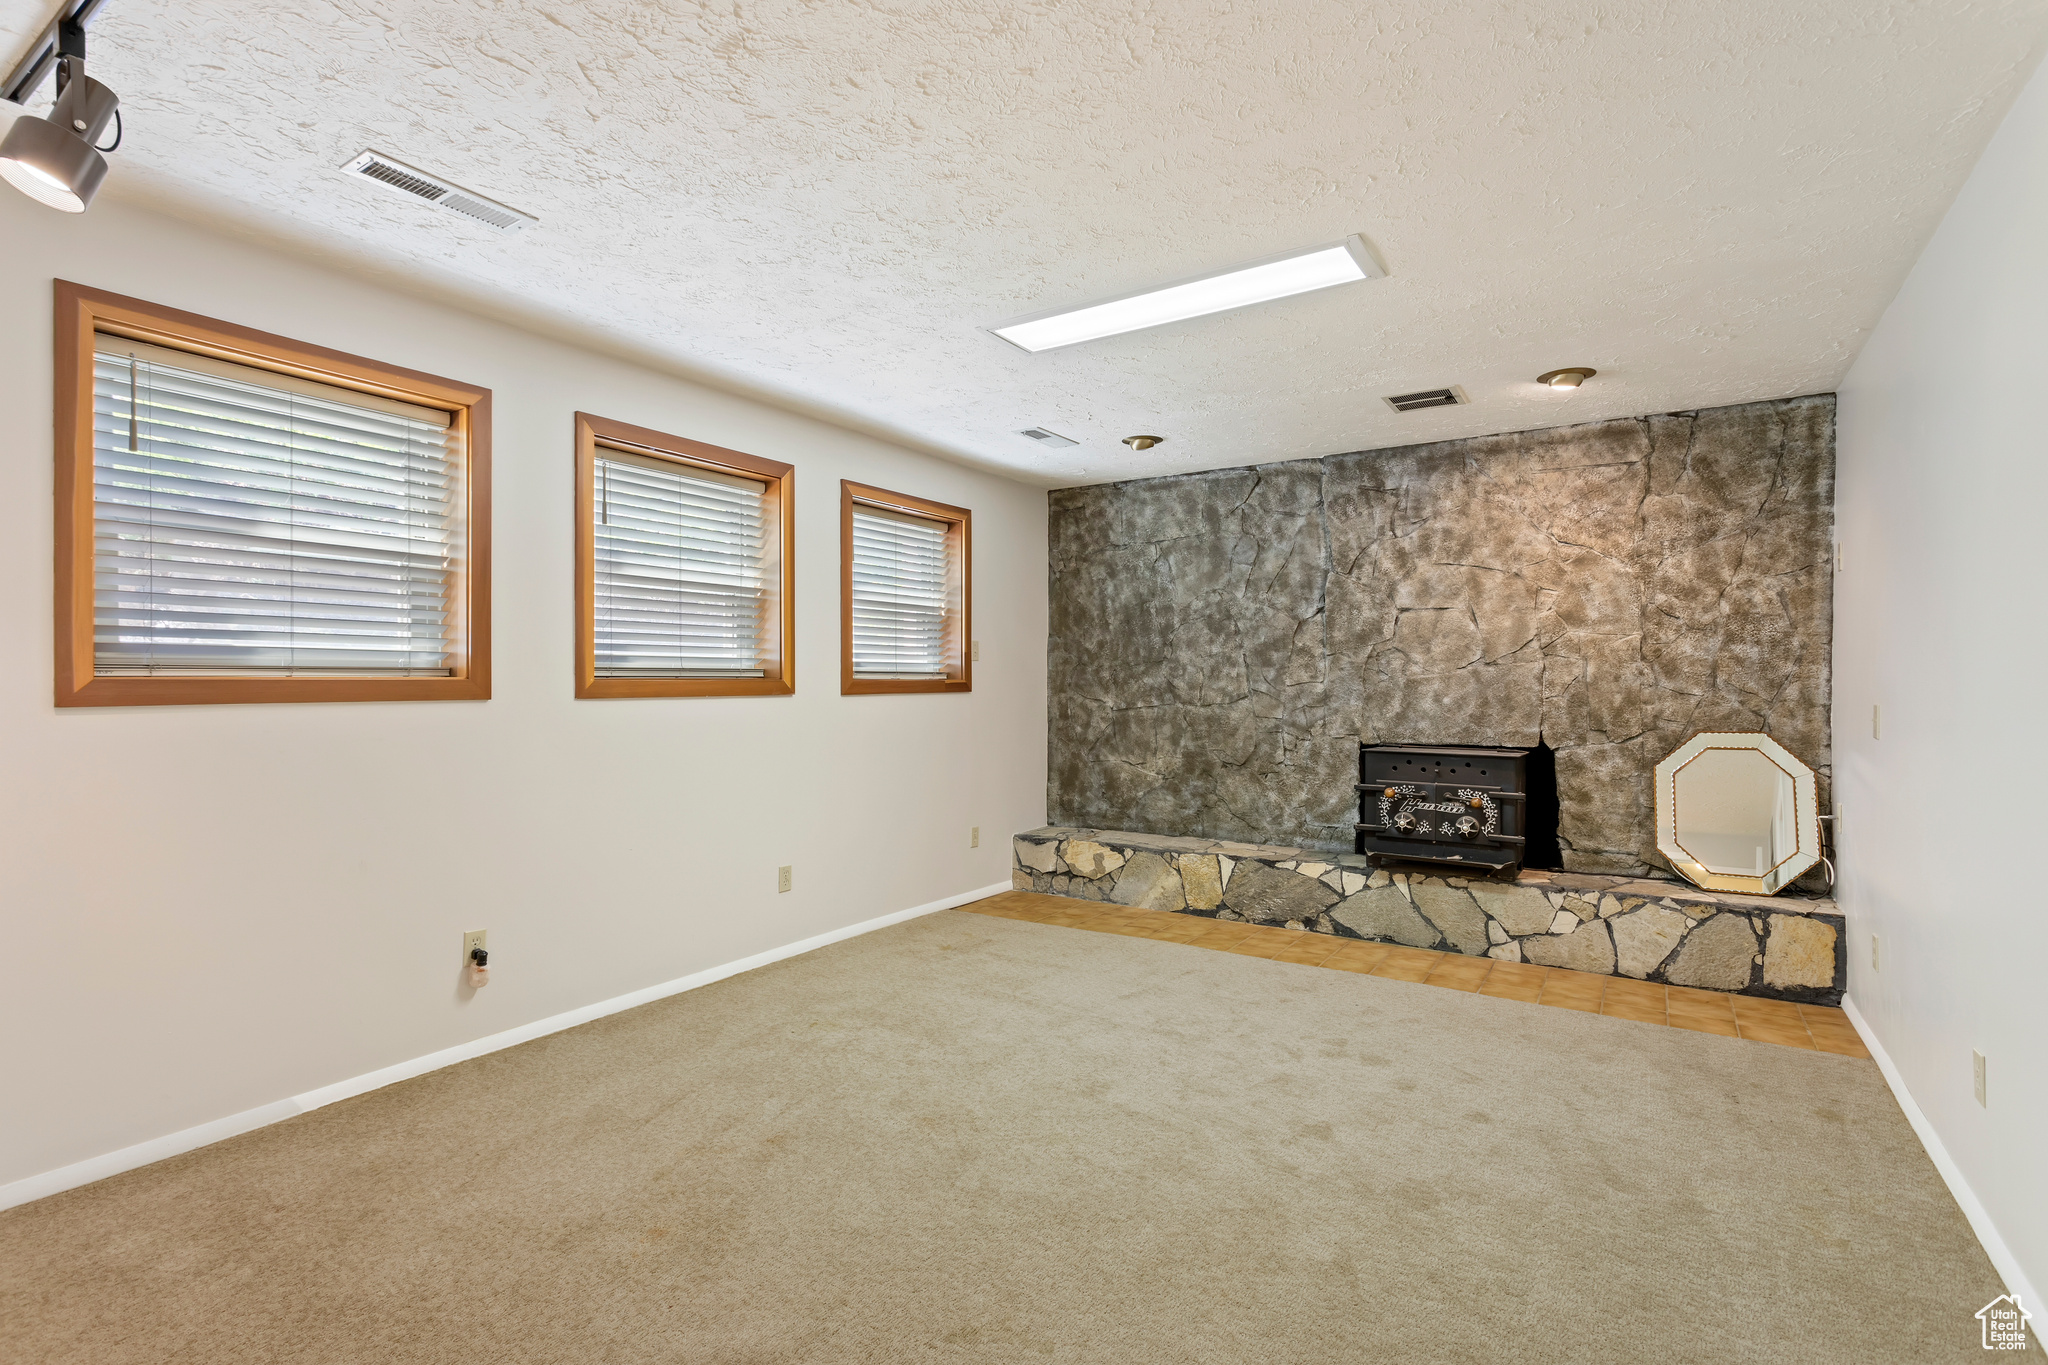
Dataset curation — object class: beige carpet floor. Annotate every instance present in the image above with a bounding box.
[0,909,2011,1363]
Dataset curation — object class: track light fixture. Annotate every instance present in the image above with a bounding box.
[1,2,121,214]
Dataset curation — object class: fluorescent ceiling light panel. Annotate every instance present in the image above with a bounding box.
[990,236,1383,353]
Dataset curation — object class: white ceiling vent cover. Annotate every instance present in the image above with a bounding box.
[341,151,537,233]
[1382,387,1466,413]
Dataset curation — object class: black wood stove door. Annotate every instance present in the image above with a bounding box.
[1356,744,1530,874]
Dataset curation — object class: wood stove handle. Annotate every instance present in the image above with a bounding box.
[1353,782,1525,802]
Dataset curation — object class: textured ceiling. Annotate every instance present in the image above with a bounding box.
[5,0,2047,485]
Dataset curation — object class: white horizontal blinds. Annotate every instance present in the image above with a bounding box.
[593,448,770,677]
[851,505,951,678]
[92,337,460,677]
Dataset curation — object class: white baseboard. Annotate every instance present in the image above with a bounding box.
[1842,994,2039,1312]
[0,882,1009,1213]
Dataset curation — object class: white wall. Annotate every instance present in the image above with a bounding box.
[0,193,1048,1191]
[1835,55,2048,1304]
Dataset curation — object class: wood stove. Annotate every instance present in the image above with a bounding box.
[1355,743,1531,875]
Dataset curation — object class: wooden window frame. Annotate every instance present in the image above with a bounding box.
[53,281,492,708]
[840,480,972,695]
[574,412,796,699]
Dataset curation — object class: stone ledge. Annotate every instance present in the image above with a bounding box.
[1013,827,1844,1005]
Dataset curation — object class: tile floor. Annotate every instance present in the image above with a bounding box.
[962,891,1871,1058]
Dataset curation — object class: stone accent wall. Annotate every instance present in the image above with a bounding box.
[1047,396,1835,874]
[1015,828,1846,1005]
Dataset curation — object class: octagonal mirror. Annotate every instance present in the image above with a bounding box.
[1654,733,1820,895]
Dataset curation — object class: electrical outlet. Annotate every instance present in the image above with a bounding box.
[971,826,980,848]
[1872,704,1880,740]
[1973,1050,1987,1107]
[777,865,792,894]
[1870,934,1879,972]
[971,640,980,662]
[1834,541,1843,573]
[463,929,487,966]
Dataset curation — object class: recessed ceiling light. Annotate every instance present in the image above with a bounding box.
[1538,367,1597,389]
[1122,435,1164,451]
[990,236,1384,353]
[1018,427,1078,448]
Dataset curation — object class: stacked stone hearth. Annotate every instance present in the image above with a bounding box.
[1013,827,1845,1005]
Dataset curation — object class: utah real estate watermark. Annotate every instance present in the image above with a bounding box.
[1978,1295,2032,1352]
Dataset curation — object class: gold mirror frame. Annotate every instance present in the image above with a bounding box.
[1653,732,1821,895]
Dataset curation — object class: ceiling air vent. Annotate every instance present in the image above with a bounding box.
[1383,387,1464,413]
[1019,428,1078,448]
[341,151,537,233]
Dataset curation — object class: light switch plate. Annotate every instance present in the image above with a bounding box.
[971,640,980,662]
[1973,1050,1987,1107]
[971,826,980,848]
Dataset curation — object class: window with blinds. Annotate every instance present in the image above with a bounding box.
[592,449,769,677]
[572,414,790,700]
[849,506,952,678]
[91,338,460,677]
[838,480,969,696]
